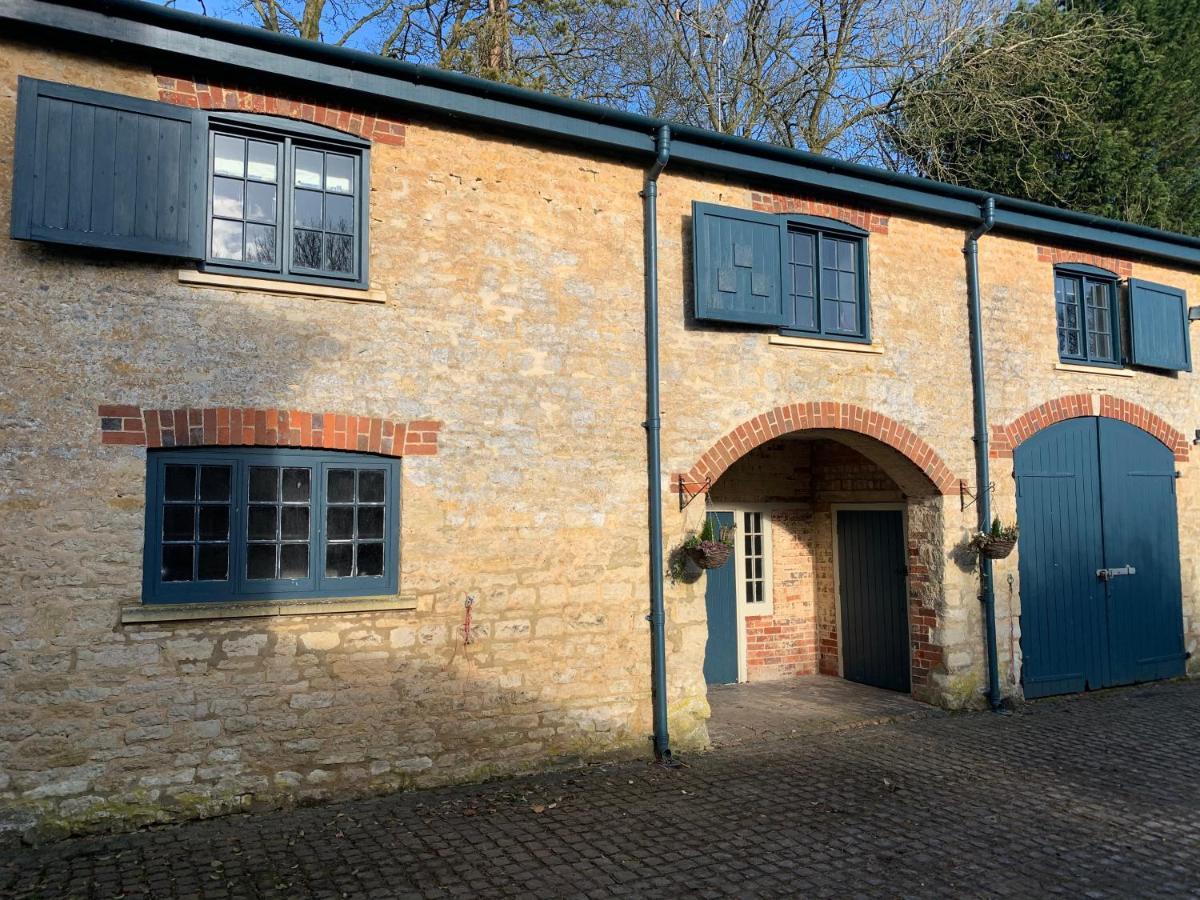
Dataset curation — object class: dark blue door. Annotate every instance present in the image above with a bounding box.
[1014,418,1108,697]
[837,510,910,693]
[702,511,738,685]
[1097,419,1186,685]
[1016,417,1184,698]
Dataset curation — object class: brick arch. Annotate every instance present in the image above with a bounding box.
[98,405,440,457]
[155,75,408,146]
[990,393,1189,462]
[674,402,959,496]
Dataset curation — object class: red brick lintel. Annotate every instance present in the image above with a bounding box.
[99,405,440,457]
[154,75,407,147]
[990,394,1188,462]
[750,192,890,235]
[674,401,958,496]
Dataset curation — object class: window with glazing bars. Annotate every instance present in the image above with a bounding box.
[206,125,366,286]
[742,511,766,605]
[1055,270,1120,365]
[785,227,868,340]
[143,448,399,603]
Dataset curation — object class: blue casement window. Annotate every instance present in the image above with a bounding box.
[205,115,369,287]
[1054,265,1121,366]
[691,202,870,342]
[9,78,370,290]
[783,226,868,341]
[143,448,399,604]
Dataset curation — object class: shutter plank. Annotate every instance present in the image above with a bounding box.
[67,101,95,233]
[41,97,72,231]
[112,110,139,238]
[11,77,204,259]
[90,106,117,236]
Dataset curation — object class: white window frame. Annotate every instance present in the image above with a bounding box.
[706,504,774,683]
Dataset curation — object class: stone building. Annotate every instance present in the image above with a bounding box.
[1,0,1197,839]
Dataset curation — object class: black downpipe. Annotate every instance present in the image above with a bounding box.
[643,126,673,760]
[964,197,1002,711]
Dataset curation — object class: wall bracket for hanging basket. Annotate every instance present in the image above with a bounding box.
[959,479,994,512]
[678,475,711,511]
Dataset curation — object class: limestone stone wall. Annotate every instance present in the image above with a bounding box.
[1,33,1197,839]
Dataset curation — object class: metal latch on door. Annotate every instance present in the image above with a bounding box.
[1096,565,1136,580]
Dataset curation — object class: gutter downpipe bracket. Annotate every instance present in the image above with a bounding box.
[965,197,1004,712]
[642,125,677,763]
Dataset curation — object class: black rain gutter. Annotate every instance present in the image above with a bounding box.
[643,126,672,762]
[10,0,1200,269]
[965,198,1003,712]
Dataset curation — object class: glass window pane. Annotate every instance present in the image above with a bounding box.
[358,470,385,502]
[165,465,196,501]
[839,301,857,332]
[212,176,244,219]
[294,189,323,229]
[325,154,353,193]
[249,467,278,501]
[198,505,229,541]
[326,543,353,577]
[293,229,323,269]
[245,182,277,224]
[279,544,309,579]
[163,505,195,542]
[328,469,355,503]
[248,505,278,541]
[281,505,309,540]
[838,239,853,270]
[245,224,276,265]
[197,545,229,581]
[357,506,383,540]
[162,544,194,582]
[326,234,353,273]
[357,543,383,576]
[247,140,278,182]
[247,544,277,580]
[213,134,245,178]
[211,219,243,261]
[295,149,323,188]
[327,506,354,540]
[200,466,231,501]
[282,468,311,502]
[325,194,354,234]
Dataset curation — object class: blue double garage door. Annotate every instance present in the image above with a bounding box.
[1015,417,1187,698]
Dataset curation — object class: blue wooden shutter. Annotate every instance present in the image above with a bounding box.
[1128,278,1191,371]
[692,202,787,326]
[11,78,205,259]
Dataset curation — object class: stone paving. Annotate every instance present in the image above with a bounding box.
[3,679,1199,899]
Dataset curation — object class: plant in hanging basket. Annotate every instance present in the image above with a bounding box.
[681,518,735,570]
[969,516,1019,560]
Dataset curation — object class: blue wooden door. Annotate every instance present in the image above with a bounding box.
[837,510,910,692]
[1016,417,1184,698]
[1014,418,1109,697]
[702,511,739,685]
[1097,419,1186,685]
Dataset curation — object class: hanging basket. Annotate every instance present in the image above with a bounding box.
[686,540,732,570]
[976,537,1017,560]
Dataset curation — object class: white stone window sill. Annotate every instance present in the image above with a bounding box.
[1053,362,1134,378]
[178,270,387,304]
[769,334,883,354]
[120,595,417,624]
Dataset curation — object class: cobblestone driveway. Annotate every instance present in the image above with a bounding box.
[4,680,1199,899]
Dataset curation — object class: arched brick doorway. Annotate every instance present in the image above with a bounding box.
[678,403,960,703]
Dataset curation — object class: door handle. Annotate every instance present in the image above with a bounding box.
[1097,565,1136,581]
